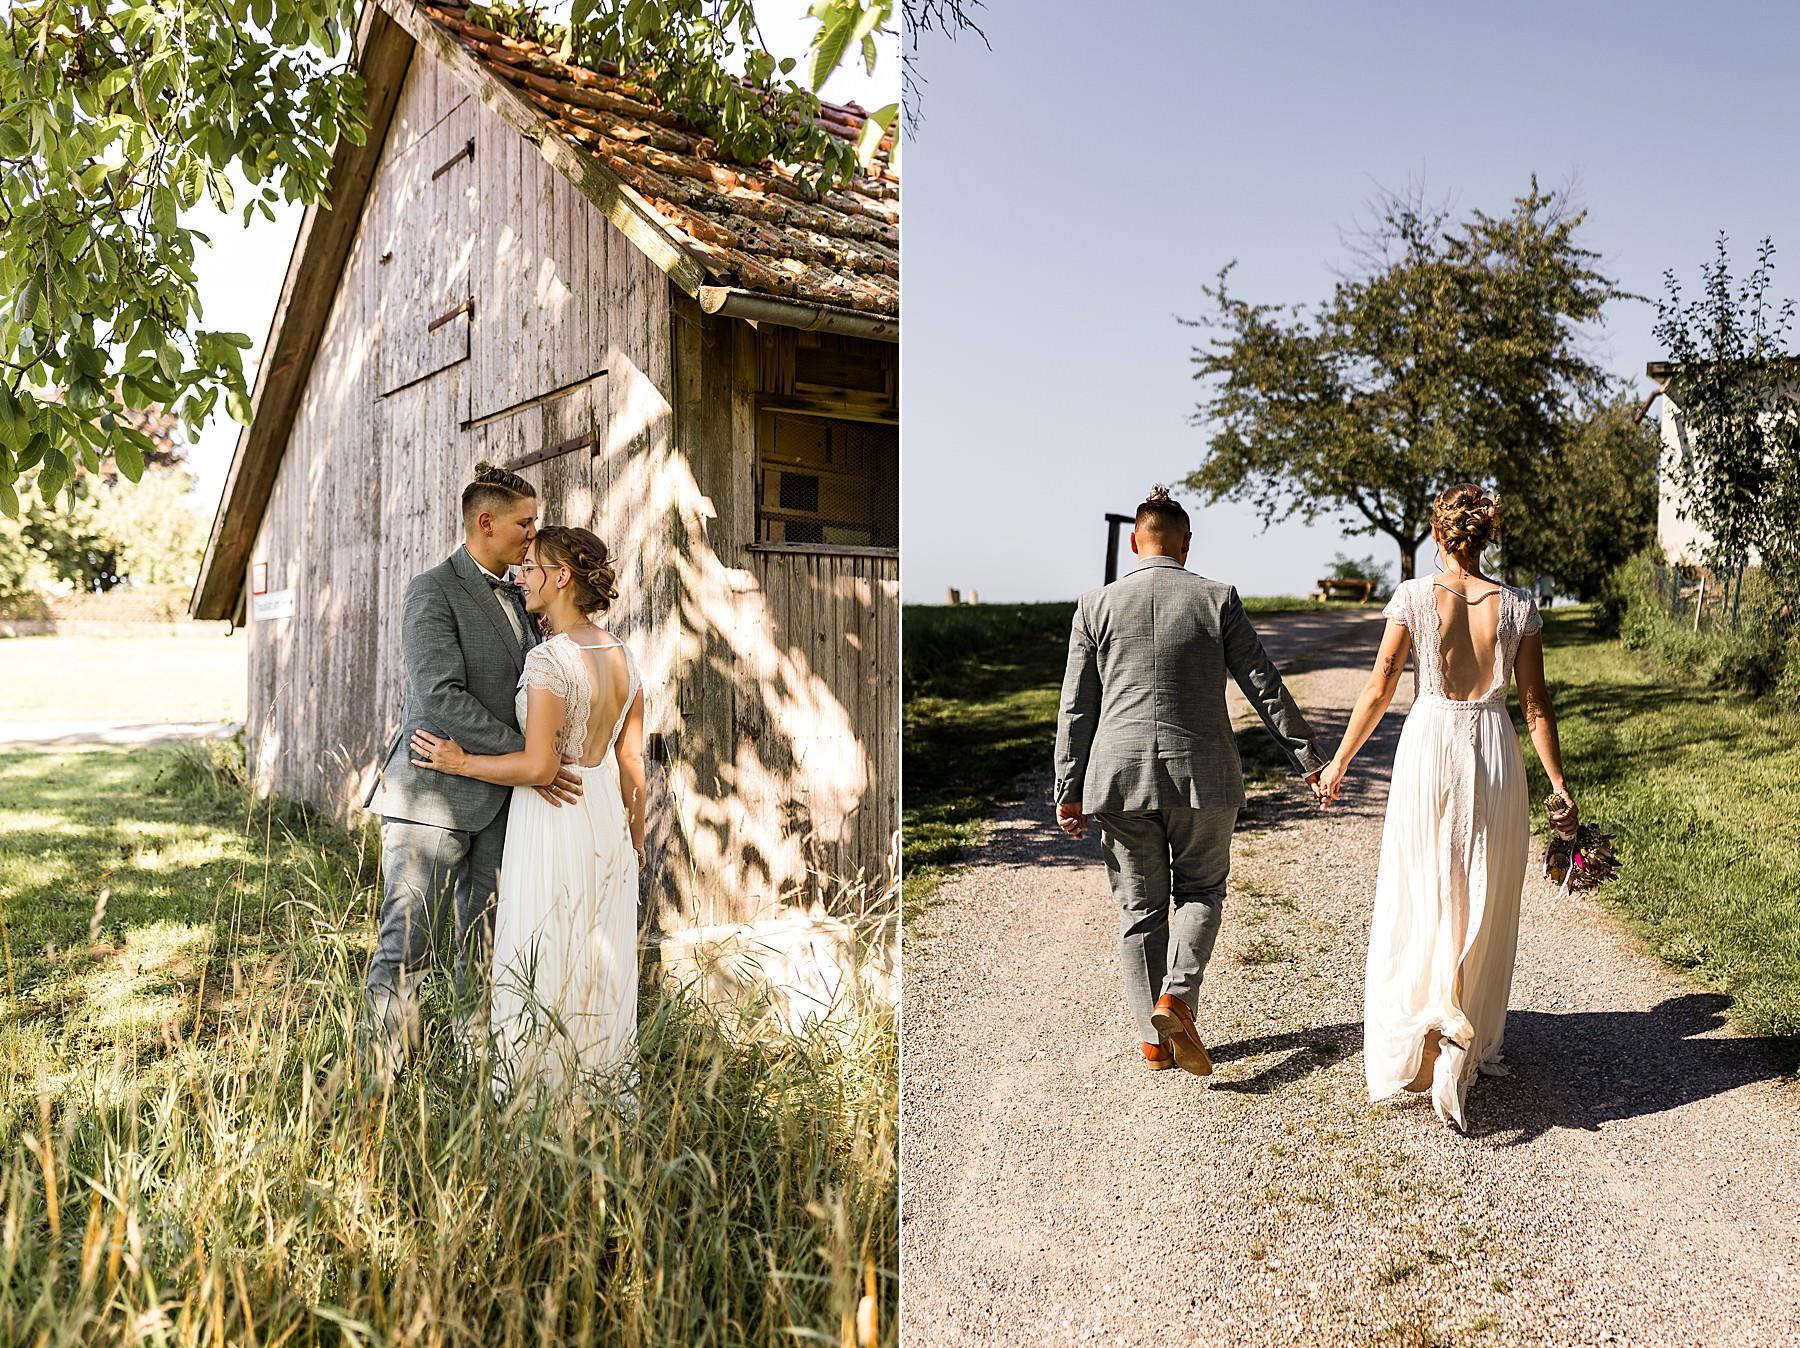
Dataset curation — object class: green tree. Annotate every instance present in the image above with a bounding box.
[1183,181,1626,581]
[1652,235,1800,601]
[1499,392,1660,600]
[0,0,366,517]
[3,0,930,518]
[0,406,201,595]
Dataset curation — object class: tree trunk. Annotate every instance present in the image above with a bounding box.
[1398,543,1416,581]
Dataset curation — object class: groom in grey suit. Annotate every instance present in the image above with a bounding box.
[1054,488,1326,1076]
[361,463,581,1077]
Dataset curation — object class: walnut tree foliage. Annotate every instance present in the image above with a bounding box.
[2,0,955,519]
[1500,392,1659,601]
[1183,181,1628,582]
[1652,235,1800,601]
[0,0,367,518]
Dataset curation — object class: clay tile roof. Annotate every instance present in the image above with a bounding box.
[419,2,898,317]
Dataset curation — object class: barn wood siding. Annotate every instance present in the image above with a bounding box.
[243,48,895,931]
[663,308,899,924]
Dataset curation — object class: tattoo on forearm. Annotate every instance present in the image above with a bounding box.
[1380,652,1400,682]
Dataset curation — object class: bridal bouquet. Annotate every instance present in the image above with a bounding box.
[1542,792,1620,893]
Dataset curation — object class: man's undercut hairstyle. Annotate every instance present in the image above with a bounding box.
[1134,484,1190,536]
[462,460,536,526]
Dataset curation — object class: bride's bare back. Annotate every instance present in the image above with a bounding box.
[1430,577,1505,701]
[556,624,638,767]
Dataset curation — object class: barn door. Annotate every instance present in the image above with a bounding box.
[377,96,477,396]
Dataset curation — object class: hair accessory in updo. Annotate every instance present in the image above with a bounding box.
[532,524,619,614]
[1432,482,1501,557]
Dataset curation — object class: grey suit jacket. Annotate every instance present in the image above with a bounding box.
[364,545,541,832]
[1054,556,1326,812]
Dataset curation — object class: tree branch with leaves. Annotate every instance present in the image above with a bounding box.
[0,0,367,517]
[1183,180,1628,581]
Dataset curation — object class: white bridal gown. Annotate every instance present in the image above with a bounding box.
[1364,576,1541,1130]
[490,633,641,1092]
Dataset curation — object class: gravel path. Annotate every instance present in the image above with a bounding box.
[900,609,1800,1346]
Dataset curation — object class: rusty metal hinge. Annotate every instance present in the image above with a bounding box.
[431,137,476,182]
[427,297,474,333]
[501,429,597,473]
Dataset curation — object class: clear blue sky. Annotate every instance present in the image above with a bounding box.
[900,0,1800,603]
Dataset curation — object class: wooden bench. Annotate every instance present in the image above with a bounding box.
[1311,577,1378,603]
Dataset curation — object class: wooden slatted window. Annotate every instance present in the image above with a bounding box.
[755,411,898,551]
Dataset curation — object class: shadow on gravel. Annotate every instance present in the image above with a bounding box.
[1206,1020,1363,1095]
[1471,993,1800,1143]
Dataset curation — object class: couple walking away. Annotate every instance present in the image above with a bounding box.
[1054,484,1577,1130]
[360,461,648,1095]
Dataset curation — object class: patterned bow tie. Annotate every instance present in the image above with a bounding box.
[483,571,521,593]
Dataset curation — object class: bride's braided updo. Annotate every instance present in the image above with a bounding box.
[1432,482,1501,559]
[533,525,619,614]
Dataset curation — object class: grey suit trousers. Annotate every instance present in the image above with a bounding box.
[366,812,508,1045]
[1092,806,1238,1043]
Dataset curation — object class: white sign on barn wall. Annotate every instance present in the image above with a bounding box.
[252,589,296,621]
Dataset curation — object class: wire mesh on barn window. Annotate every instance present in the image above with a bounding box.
[755,411,898,549]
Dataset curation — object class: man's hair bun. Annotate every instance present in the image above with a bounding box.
[462,460,535,521]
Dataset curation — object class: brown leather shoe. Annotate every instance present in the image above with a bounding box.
[1142,1040,1174,1070]
[1150,994,1213,1077]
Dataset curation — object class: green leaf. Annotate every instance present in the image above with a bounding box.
[854,102,895,172]
[112,434,145,483]
[17,276,43,325]
[0,479,17,519]
[177,156,204,209]
[806,2,860,91]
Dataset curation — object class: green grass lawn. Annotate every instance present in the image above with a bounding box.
[0,633,246,722]
[1529,607,1800,1054]
[0,743,896,1345]
[901,597,1370,908]
[902,600,1800,1059]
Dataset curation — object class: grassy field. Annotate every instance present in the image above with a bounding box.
[902,599,1800,1058]
[901,596,1374,908]
[1529,607,1800,1053]
[0,742,897,1346]
[0,634,246,722]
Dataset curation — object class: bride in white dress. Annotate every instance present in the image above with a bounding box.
[1317,485,1578,1131]
[408,524,646,1092]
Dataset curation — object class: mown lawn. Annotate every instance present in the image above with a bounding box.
[1527,608,1800,1054]
[0,743,897,1346]
[0,633,246,722]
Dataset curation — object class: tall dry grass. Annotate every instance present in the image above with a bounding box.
[1,742,896,1347]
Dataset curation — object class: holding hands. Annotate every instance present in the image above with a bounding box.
[1314,757,1347,808]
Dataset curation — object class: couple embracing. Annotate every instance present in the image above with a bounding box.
[361,461,647,1095]
[1054,484,1577,1131]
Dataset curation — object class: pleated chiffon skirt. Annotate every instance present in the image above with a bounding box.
[1363,693,1529,1124]
[489,757,640,1094]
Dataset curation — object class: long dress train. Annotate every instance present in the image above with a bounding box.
[489,633,641,1093]
[1363,577,1540,1129]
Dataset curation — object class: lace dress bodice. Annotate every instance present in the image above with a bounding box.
[1382,577,1542,703]
[516,633,640,761]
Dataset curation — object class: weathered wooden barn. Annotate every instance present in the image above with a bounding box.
[191,0,899,929]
